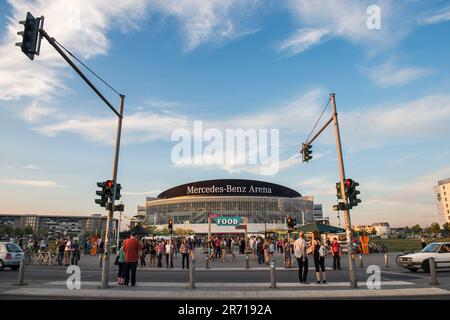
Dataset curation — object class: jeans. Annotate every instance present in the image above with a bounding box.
[297,257,308,283]
[257,252,263,264]
[182,253,190,269]
[333,253,341,269]
[124,262,137,286]
[157,254,162,268]
[165,254,173,268]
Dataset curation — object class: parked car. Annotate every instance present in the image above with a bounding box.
[0,242,24,271]
[398,242,450,272]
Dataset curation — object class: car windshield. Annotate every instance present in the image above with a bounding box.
[6,243,22,252]
[421,243,440,253]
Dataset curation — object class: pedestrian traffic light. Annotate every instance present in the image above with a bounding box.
[301,143,313,162]
[287,216,295,230]
[333,202,347,211]
[168,218,173,231]
[95,181,107,207]
[16,12,41,60]
[345,179,362,208]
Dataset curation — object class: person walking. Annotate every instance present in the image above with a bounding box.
[331,238,341,270]
[180,238,190,269]
[122,232,142,286]
[294,232,308,284]
[311,231,327,284]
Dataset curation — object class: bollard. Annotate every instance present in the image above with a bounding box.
[429,257,440,286]
[246,255,250,269]
[270,261,276,289]
[359,254,363,268]
[384,253,389,268]
[205,255,209,269]
[187,258,196,289]
[16,258,27,286]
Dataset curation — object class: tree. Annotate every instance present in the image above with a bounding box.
[430,222,440,235]
[411,224,422,235]
[443,222,450,233]
[23,226,34,236]
[173,228,195,236]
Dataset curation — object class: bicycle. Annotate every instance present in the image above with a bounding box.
[396,249,415,267]
[24,249,35,265]
[37,250,58,265]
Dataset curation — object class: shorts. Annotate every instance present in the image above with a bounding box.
[314,255,325,272]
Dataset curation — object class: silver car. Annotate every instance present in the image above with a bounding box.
[0,242,24,271]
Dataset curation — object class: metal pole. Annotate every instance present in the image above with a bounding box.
[270,260,276,289]
[101,94,125,289]
[330,93,357,288]
[116,211,121,249]
[188,258,196,289]
[429,257,440,286]
[17,258,26,286]
[246,254,250,269]
[205,254,209,269]
[359,254,363,268]
[384,253,389,268]
[169,231,173,268]
[208,216,211,259]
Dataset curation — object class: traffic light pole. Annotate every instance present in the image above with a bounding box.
[101,94,124,288]
[37,28,125,288]
[330,93,357,288]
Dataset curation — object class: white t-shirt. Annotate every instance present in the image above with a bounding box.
[294,238,306,258]
[65,241,72,251]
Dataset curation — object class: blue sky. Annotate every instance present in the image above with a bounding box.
[1,0,450,227]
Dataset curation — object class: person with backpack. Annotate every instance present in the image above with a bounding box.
[294,231,308,284]
[311,230,327,284]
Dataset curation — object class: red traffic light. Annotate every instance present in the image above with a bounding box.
[345,179,352,187]
[105,180,114,188]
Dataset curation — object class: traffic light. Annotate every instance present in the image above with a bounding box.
[114,183,122,200]
[104,180,114,199]
[345,179,362,208]
[301,143,313,162]
[95,182,107,207]
[286,216,296,230]
[16,12,41,60]
[333,202,347,211]
[336,182,343,200]
[168,218,173,231]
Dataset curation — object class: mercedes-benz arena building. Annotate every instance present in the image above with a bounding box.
[144,179,314,234]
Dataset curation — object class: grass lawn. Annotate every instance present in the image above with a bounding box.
[373,237,450,252]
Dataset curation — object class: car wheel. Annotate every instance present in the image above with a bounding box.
[0,260,4,271]
[10,265,19,271]
[407,268,418,272]
[422,260,430,273]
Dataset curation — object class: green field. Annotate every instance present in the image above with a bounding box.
[373,237,450,252]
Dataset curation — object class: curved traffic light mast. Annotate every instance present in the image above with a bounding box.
[16,12,125,289]
[300,93,360,288]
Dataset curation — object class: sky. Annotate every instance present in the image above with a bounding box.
[1,0,450,228]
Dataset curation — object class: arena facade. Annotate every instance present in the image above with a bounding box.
[143,179,315,234]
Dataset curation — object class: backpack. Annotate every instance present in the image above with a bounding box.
[319,245,328,257]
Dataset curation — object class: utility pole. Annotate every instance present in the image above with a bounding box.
[330,93,357,288]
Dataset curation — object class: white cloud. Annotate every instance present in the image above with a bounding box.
[418,6,450,25]
[278,28,331,57]
[280,0,410,56]
[0,178,65,188]
[363,62,432,87]
[21,101,58,123]
[22,164,41,170]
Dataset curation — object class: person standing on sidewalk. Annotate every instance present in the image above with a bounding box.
[180,238,190,269]
[165,239,174,268]
[312,231,327,284]
[64,237,72,266]
[331,238,341,270]
[117,241,126,285]
[123,232,142,286]
[294,232,308,284]
[157,240,164,268]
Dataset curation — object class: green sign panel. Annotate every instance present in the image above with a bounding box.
[216,216,242,226]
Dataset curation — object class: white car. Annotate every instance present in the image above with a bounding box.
[398,242,450,272]
[0,242,24,271]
